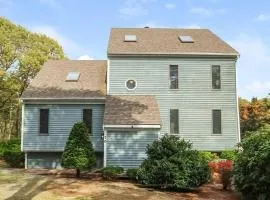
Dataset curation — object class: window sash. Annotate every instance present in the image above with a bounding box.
[212,65,221,89]
[83,109,92,134]
[39,109,49,134]
[170,109,179,134]
[212,109,221,134]
[170,65,178,89]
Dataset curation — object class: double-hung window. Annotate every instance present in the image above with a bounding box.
[170,109,179,134]
[170,65,178,89]
[83,109,92,134]
[212,65,221,89]
[39,109,49,134]
[212,109,222,134]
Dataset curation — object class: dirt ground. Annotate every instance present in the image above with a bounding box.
[0,169,240,200]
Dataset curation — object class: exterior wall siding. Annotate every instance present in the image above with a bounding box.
[23,104,104,152]
[106,130,159,168]
[108,56,239,151]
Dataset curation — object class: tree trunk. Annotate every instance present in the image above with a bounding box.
[76,168,80,178]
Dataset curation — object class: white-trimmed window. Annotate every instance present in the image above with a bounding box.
[126,79,137,90]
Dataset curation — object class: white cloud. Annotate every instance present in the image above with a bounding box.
[31,25,90,59]
[165,3,176,10]
[39,0,62,8]
[229,34,270,98]
[119,0,155,17]
[138,21,167,28]
[190,7,211,16]
[78,55,94,60]
[189,7,227,17]
[255,14,270,21]
[184,24,201,29]
[245,81,270,93]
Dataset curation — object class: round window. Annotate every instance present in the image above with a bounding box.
[126,80,136,90]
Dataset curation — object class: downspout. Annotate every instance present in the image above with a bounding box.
[235,57,241,143]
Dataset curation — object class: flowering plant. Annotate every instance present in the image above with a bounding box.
[208,160,233,172]
[208,160,233,190]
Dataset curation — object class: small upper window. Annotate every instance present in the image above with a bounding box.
[66,72,80,81]
[212,65,221,89]
[40,109,49,134]
[170,65,178,89]
[124,35,137,42]
[179,35,194,43]
[126,80,136,90]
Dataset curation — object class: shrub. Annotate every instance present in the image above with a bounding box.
[1,139,24,168]
[61,122,96,178]
[3,150,24,168]
[199,151,219,162]
[220,150,237,161]
[126,168,138,180]
[101,166,124,180]
[234,130,270,199]
[137,135,210,190]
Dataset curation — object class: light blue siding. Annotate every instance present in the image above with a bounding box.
[23,104,104,152]
[108,56,239,151]
[106,130,159,168]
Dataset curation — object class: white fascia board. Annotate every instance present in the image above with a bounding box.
[21,103,24,152]
[103,124,161,129]
[107,59,110,94]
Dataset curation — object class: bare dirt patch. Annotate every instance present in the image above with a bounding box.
[0,169,240,200]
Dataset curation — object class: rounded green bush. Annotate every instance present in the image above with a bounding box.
[126,168,138,180]
[220,150,237,161]
[234,130,270,199]
[199,151,219,162]
[1,139,24,168]
[137,135,210,190]
[101,166,124,180]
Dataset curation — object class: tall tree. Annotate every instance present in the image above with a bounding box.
[0,17,65,139]
[239,97,270,138]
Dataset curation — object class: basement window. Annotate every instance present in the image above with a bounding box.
[179,35,194,43]
[124,35,137,42]
[66,72,80,81]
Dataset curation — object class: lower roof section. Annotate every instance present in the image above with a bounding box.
[104,95,161,126]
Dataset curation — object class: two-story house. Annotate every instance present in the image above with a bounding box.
[21,28,240,169]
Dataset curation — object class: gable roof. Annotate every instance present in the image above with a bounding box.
[21,60,107,100]
[107,28,239,56]
[104,95,161,125]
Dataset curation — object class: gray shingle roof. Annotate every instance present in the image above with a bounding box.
[108,28,239,56]
[104,95,161,125]
[21,60,107,99]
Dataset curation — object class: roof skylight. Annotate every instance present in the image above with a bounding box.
[66,72,80,81]
[124,34,137,42]
[179,35,194,43]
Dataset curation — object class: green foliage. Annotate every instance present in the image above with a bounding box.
[61,122,95,177]
[0,17,65,139]
[101,166,124,180]
[137,135,210,190]
[199,151,219,162]
[219,150,237,161]
[0,139,24,168]
[234,130,270,199]
[126,168,138,180]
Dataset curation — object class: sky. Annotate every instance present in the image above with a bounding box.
[1,0,270,99]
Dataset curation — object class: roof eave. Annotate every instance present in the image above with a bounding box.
[108,52,240,58]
